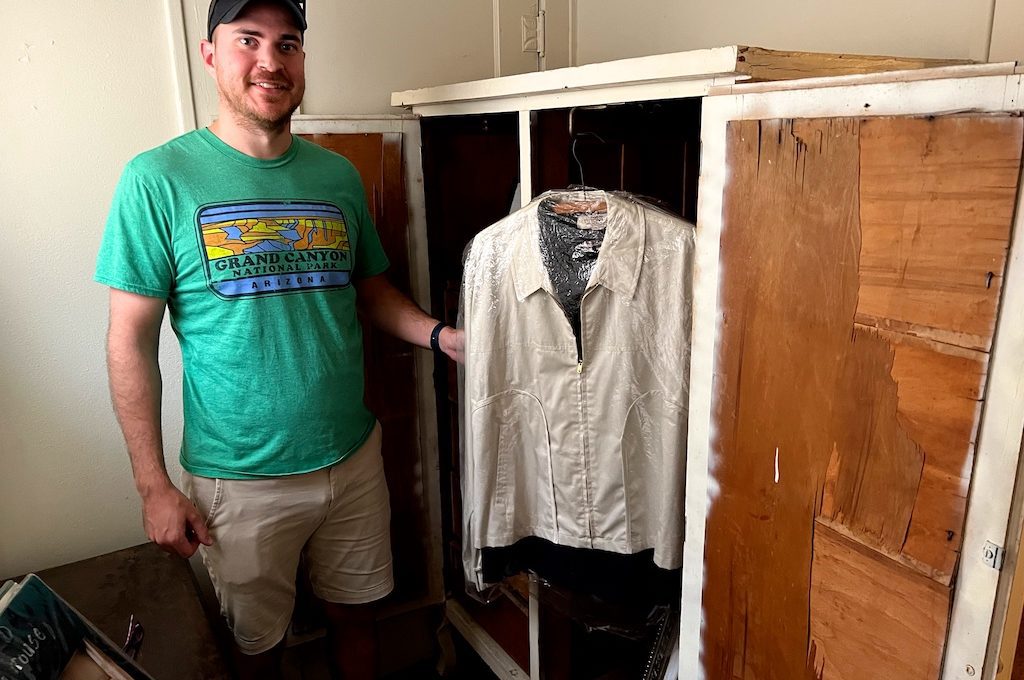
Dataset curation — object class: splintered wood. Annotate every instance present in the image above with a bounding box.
[704,118,862,680]
[704,114,1023,679]
[818,327,924,556]
[734,46,971,82]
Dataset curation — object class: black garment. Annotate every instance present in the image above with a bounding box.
[537,197,607,359]
[480,537,680,615]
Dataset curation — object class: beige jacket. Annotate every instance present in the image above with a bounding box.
[461,191,694,588]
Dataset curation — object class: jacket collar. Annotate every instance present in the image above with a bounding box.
[511,191,646,303]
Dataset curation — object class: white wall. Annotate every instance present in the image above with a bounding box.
[179,0,495,124]
[991,0,1024,63]
[303,1,493,114]
[1,1,186,577]
[575,0,998,65]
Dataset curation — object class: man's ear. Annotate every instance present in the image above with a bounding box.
[200,39,216,73]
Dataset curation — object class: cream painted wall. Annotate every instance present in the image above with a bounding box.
[991,0,1024,63]
[302,1,493,114]
[575,0,997,65]
[179,0,495,123]
[1,2,186,577]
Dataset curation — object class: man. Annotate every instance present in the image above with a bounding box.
[94,1,462,678]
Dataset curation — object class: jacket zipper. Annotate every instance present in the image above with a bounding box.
[577,288,595,543]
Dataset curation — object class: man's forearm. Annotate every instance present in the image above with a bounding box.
[356,276,440,347]
[355,274,465,362]
[106,329,171,497]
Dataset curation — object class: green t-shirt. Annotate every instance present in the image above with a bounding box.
[95,128,390,479]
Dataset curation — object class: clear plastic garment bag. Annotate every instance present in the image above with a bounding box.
[457,188,695,595]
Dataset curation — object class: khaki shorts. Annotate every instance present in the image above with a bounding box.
[182,422,394,655]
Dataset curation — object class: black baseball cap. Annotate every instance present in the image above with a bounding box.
[207,0,307,40]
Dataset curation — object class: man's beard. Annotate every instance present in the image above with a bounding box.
[222,78,302,133]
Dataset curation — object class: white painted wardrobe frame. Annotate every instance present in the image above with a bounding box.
[690,72,1024,680]
[394,48,761,680]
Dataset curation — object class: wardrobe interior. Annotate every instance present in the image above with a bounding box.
[418,97,701,677]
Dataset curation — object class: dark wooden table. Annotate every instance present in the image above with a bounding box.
[15,542,231,680]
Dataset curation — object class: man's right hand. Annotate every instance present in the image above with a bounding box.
[141,484,213,558]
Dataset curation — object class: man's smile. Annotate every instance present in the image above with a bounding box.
[251,80,290,90]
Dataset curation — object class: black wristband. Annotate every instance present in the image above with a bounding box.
[430,321,448,354]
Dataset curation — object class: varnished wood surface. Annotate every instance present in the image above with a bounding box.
[817,325,924,556]
[885,330,988,583]
[856,116,1022,351]
[704,117,863,680]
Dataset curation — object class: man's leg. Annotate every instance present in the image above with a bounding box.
[304,423,394,680]
[232,640,285,680]
[182,470,330,679]
[323,601,378,680]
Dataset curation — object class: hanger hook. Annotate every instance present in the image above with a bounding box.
[572,137,585,194]
[570,132,607,198]
[568,104,607,200]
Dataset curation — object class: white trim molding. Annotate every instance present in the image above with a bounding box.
[164,0,197,133]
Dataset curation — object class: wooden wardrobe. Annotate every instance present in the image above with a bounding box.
[295,49,1024,679]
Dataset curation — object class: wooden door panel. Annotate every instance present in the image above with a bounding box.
[885,333,988,581]
[704,117,863,680]
[703,114,1023,679]
[304,133,386,219]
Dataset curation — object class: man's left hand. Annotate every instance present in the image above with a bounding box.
[439,327,465,364]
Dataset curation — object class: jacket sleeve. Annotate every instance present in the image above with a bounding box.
[459,239,486,591]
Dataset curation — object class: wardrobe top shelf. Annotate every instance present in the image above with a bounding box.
[390,45,972,111]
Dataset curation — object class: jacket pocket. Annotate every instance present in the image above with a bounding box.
[471,390,554,540]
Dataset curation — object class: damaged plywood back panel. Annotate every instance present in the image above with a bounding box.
[817,326,924,555]
[706,113,1023,680]
[853,116,1021,582]
[704,117,862,680]
[888,332,989,583]
[809,523,948,680]
[855,116,1023,351]
[819,330,988,584]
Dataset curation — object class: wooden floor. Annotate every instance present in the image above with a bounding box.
[281,634,498,680]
